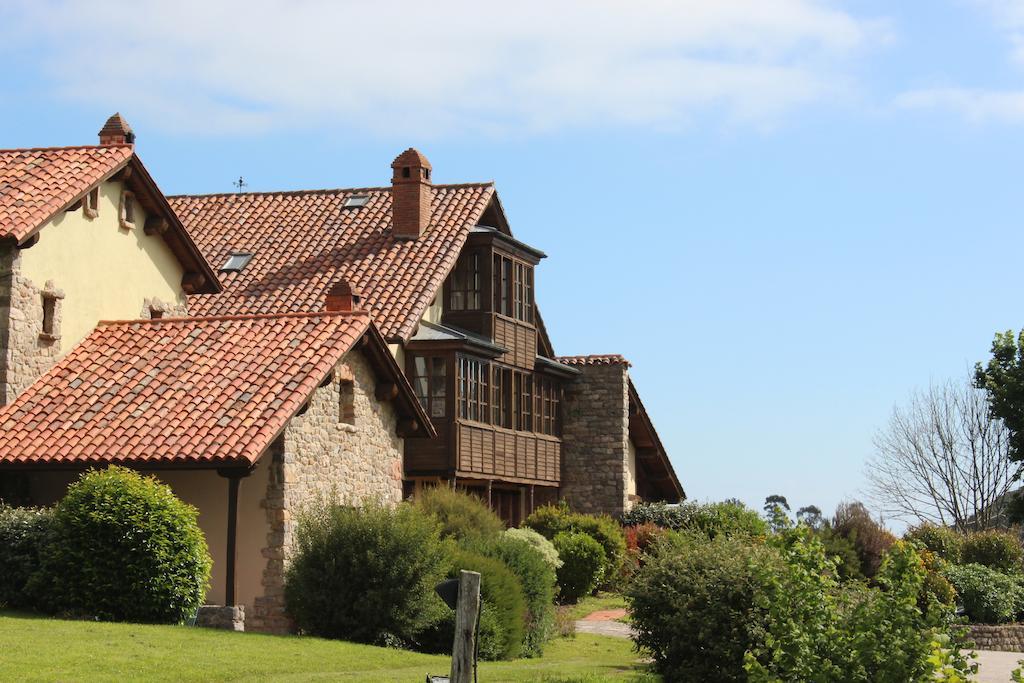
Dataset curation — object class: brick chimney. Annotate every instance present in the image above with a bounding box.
[98,113,135,146]
[390,148,432,240]
[325,281,361,312]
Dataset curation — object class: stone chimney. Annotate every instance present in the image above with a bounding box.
[390,148,433,240]
[325,281,361,312]
[98,113,135,146]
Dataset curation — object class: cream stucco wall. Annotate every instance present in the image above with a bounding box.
[19,179,187,352]
[626,437,638,501]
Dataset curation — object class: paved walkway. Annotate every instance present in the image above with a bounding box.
[575,609,1022,682]
[976,650,1022,683]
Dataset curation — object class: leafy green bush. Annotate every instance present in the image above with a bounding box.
[504,527,562,570]
[285,499,448,645]
[904,524,964,563]
[0,505,53,609]
[621,500,768,539]
[962,529,1024,572]
[481,534,557,657]
[944,563,1024,623]
[413,486,505,545]
[627,532,779,682]
[815,526,864,581]
[523,503,572,540]
[553,532,606,604]
[524,506,626,588]
[418,601,507,661]
[446,547,527,660]
[34,467,210,623]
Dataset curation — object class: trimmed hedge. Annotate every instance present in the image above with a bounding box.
[446,547,528,660]
[0,505,53,609]
[285,499,449,645]
[413,486,505,545]
[483,534,557,657]
[523,505,625,588]
[552,531,605,603]
[503,527,562,570]
[961,529,1024,573]
[621,500,768,539]
[36,467,210,623]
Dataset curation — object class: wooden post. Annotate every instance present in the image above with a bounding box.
[217,468,249,607]
[450,570,481,683]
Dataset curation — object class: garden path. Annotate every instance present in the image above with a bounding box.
[975,650,1022,683]
[574,609,633,639]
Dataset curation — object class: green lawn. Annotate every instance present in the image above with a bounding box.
[0,611,655,682]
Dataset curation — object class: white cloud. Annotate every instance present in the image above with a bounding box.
[896,87,1024,122]
[0,0,881,137]
[974,0,1024,65]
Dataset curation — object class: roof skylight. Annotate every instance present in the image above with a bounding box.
[343,195,370,208]
[220,252,253,273]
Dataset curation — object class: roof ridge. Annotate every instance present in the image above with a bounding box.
[97,309,372,327]
[0,143,134,154]
[167,181,494,200]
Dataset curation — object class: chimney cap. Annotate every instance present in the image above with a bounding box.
[390,148,431,171]
[98,113,135,145]
[325,280,362,312]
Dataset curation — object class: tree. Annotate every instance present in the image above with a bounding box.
[975,330,1024,463]
[763,495,791,532]
[866,375,1014,531]
[796,505,824,529]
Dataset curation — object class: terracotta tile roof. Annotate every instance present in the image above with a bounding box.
[169,183,495,341]
[0,311,375,467]
[555,354,632,368]
[0,144,134,242]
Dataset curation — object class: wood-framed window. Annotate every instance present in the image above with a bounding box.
[534,376,561,436]
[83,187,99,219]
[514,372,533,431]
[412,355,447,419]
[492,366,512,428]
[493,253,533,323]
[457,356,489,422]
[449,251,481,311]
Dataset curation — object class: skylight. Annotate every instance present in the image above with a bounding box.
[343,195,370,208]
[220,252,253,273]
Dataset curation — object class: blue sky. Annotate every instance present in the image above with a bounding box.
[2,1,1023,523]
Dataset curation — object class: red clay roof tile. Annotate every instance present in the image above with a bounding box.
[555,354,632,368]
[0,311,372,466]
[169,183,494,341]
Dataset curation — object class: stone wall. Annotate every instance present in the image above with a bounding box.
[196,605,245,631]
[0,244,64,404]
[560,362,631,517]
[967,624,1024,652]
[250,348,404,633]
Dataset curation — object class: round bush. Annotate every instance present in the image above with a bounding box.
[504,527,562,570]
[0,505,53,610]
[944,563,1024,623]
[285,500,448,644]
[445,547,528,660]
[567,513,626,586]
[483,534,557,657]
[627,533,780,682]
[962,529,1024,572]
[904,524,964,563]
[524,503,572,540]
[553,531,605,603]
[413,486,505,545]
[38,467,210,623]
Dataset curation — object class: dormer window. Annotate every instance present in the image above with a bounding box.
[220,252,253,273]
[83,187,99,219]
[449,251,481,311]
[343,195,369,209]
[119,190,136,229]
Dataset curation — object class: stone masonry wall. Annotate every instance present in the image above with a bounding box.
[250,348,404,633]
[967,624,1024,652]
[560,363,631,517]
[0,244,64,405]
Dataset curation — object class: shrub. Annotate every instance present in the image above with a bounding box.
[0,505,53,609]
[816,526,864,582]
[627,533,780,682]
[285,499,448,645]
[904,524,964,563]
[482,534,557,657]
[962,529,1024,572]
[418,601,507,661]
[622,500,768,539]
[504,527,562,570]
[523,503,572,540]
[446,547,528,660]
[553,531,605,603]
[568,513,626,587]
[832,501,896,578]
[413,486,505,545]
[944,563,1024,623]
[624,522,668,570]
[34,467,210,623]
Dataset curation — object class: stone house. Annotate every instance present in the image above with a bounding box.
[0,114,683,630]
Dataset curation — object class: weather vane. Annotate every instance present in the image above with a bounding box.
[233,176,248,193]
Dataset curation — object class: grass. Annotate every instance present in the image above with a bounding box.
[560,592,629,622]
[0,611,655,682]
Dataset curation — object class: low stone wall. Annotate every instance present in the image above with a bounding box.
[196,605,245,631]
[967,624,1024,652]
